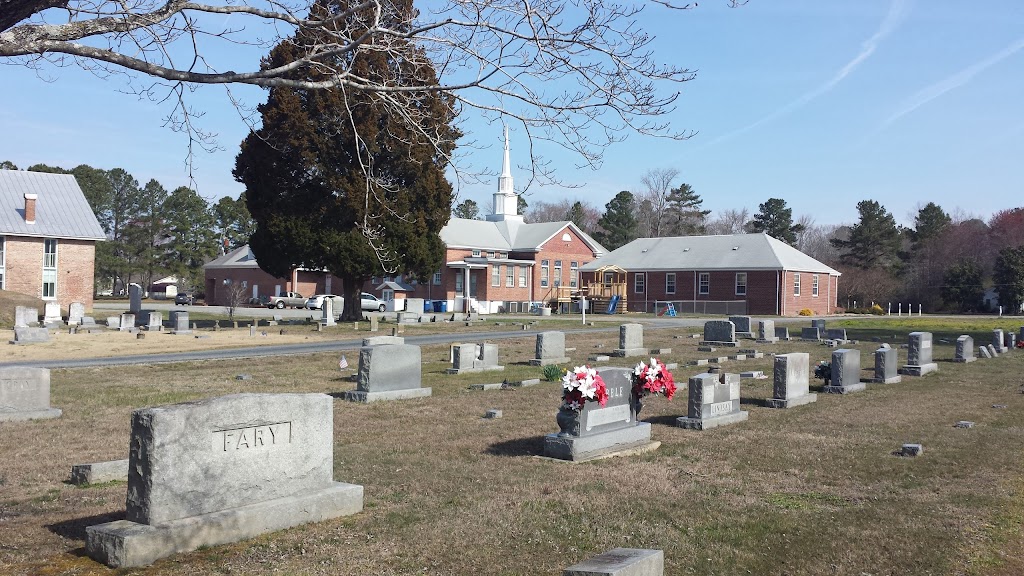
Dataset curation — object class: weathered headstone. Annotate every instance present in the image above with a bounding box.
[543,367,651,461]
[612,323,647,357]
[0,367,61,422]
[979,345,993,359]
[447,342,504,374]
[79,316,104,334]
[954,335,976,363]
[70,459,129,485]
[900,332,939,376]
[363,335,404,346]
[12,327,49,344]
[343,344,431,402]
[128,283,143,313]
[766,352,817,409]
[85,393,363,568]
[825,328,848,342]
[404,298,425,314]
[14,306,38,328]
[171,311,191,334]
[119,313,135,332]
[811,319,826,329]
[993,329,1008,354]
[530,331,571,365]
[870,344,902,383]
[728,316,754,338]
[987,343,998,357]
[775,326,791,341]
[141,311,162,331]
[320,298,336,327]
[563,548,664,576]
[68,302,85,326]
[1005,331,1017,350]
[823,349,866,394]
[106,316,119,329]
[702,320,738,347]
[676,372,748,429]
[43,301,62,326]
[801,327,822,341]
[757,320,778,343]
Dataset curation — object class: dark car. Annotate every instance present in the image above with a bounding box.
[174,293,195,306]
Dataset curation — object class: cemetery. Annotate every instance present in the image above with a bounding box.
[0,313,1023,574]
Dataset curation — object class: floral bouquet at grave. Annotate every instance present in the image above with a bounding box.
[561,365,609,411]
[632,358,676,400]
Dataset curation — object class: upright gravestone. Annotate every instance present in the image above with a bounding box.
[447,342,503,374]
[85,393,363,568]
[363,335,404,346]
[825,328,848,342]
[128,283,143,314]
[68,302,85,326]
[870,344,902,383]
[142,311,162,331]
[612,323,647,357]
[543,367,651,462]
[676,372,748,429]
[1006,331,1017,350]
[824,349,866,394]
[757,320,778,343]
[801,327,822,341]
[343,344,431,402]
[954,335,976,363]
[43,301,62,326]
[119,313,135,332]
[702,320,738,347]
[766,352,816,409]
[0,367,61,422]
[993,329,1007,354]
[775,326,791,341]
[320,298,336,327]
[171,311,192,334]
[900,332,939,376]
[14,306,38,328]
[530,331,571,365]
[728,316,754,338]
[811,319,826,329]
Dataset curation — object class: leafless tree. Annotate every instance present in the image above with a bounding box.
[705,207,750,235]
[637,168,679,237]
[524,198,600,233]
[795,218,842,265]
[223,281,248,321]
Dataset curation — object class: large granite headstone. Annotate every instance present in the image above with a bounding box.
[530,331,571,365]
[954,335,975,363]
[825,328,848,342]
[702,320,738,347]
[811,319,826,329]
[128,283,143,314]
[343,344,431,402]
[900,332,938,376]
[85,393,363,568]
[757,320,778,343]
[12,327,49,344]
[43,301,62,326]
[1005,331,1017,350]
[14,306,38,328]
[824,349,866,394]
[993,329,1007,354]
[0,367,61,422]
[801,327,822,341]
[68,302,85,326]
[171,311,191,334]
[766,353,816,409]
[775,326,791,341]
[320,298,336,327]
[676,372,748,429]
[869,344,902,383]
[563,548,664,576]
[447,342,504,374]
[543,367,652,461]
[612,323,647,357]
[728,316,754,338]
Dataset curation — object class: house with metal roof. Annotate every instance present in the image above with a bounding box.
[580,233,840,315]
[0,170,106,313]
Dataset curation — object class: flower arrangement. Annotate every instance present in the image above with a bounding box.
[632,358,676,399]
[560,365,608,411]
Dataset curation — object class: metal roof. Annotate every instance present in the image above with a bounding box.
[0,170,106,240]
[580,233,840,274]
[441,217,606,254]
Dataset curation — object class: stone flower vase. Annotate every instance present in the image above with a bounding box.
[555,407,581,437]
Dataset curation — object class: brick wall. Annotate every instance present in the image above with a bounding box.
[779,270,836,316]
[3,236,97,312]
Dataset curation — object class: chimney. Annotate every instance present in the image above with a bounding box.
[24,193,37,224]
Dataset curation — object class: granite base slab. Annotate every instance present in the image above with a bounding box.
[765,394,818,409]
[952,358,976,363]
[342,388,432,403]
[70,459,129,485]
[676,411,748,430]
[563,547,664,576]
[699,341,739,347]
[529,357,570,366]
[611,348,649,358]
[543,423,652,462]
[756,338,779,344]
[822,383,867,394]
[86,482,363,568]
[445,365,505,375]
[899,363,938,376]
[0,408,62,422]
[867,376,903,384]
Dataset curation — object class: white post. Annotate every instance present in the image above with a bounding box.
[581,297,587,325]
[898,303,902,317]
[887,302,891,316]
[918,303,922,317]
[999,305,1003,317]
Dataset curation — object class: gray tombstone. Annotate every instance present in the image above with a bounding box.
[142,311,162,331]
[870,344,902,383]
[676,372,748,429]
[811,319,826,329]
[1006,332,1017,350]
[85,393,363,568]
[979,345,993,359]
[119,313,135,331]
[363,335,404,346]
[70,459,129,485]
[321,298,336,327]
[68,302,85,326]
[775,326,791,341]
[106,316,119,329]
[702,320,738,346]
[987,343,998,357]
[14,306,38,328]
[954,335,976,363]
[766,352,816,409]
[12,327,50,344]
[43,301,62,326]
[128,283,143,313]
[825,328,848,341]
[728,316,754,338]
[171,311,192,334]
[543,367,651,462]
[0,367,61,422]
[563,548,664,576]
[1019,326,1024,344]
[757,320,779,343]
[343,344,431,402]
[900,332,939,376]
[530,331,571,365]
[448,342,504,374]
[404,298,425,314]
[612,323,647,357]
[801,327,822,341]
[824,349,866,394]
[993,329,1007,354]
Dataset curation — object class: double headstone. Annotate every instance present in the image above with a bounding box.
[68,301,85,326]
[766,353,817,409]
[0,367,61,422]
[612,323,647,357]
[343,344,431,402]
[757,320,779,343]
[801,327,822,341]
[543,367,651,462]
[954,335,976,363]
[868,344,902,383]
[530,331,571,365]
[14,306,38,328]
[447,342,504,374]
[900,332,939,376]
[12,327,49,344]
[85,393,363,568]
[43,301,62,326]
[171,311,192,334]
[823,349,866,394]
[320,298,336,327]
[702,320,738,347]
[728,316,755,339]
[993,329,1008,354]
[676,372,748,429]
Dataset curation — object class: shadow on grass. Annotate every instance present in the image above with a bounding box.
[47,510,125,542]
[642,414,681,427]
[486,435,546,457]
[740,396,772,408]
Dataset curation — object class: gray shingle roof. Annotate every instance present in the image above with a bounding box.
[0,170,105,240]
[441,217,606,254]
[580,233,840,274]
[203,245,261,269]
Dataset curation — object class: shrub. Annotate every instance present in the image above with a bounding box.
[798,308,814,316]
[542,364,564,382]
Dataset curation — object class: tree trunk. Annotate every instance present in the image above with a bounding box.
[339,276,362,322]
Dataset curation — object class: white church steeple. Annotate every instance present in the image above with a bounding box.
[486,125,522,222]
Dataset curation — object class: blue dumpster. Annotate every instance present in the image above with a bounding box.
[438,301,448,313]
[424,300,433,312]
[432,300,441,313]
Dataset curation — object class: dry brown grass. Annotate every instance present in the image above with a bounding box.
[1,324,1023,575]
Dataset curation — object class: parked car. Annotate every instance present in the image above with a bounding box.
[266,292,306,309]
[174,293,195,306]
[306,294,343,310]
[360,292,386,312]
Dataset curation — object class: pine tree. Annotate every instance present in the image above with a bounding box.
[994,246,1024,313]
[940,259,984,312]
[163,186,217,290]
[453,199,480,219]
[746,198,803,244]
[830,200,902,270]
[594,191,638,250]
[565,201,587,232]
[664,183,710,236]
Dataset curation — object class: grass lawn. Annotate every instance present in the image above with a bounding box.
[1,319,1023,575]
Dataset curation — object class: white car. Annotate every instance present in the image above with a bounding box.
[305,294,343,310]
[360,292,386,312]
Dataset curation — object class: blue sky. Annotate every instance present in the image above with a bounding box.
[1,0,1022,227]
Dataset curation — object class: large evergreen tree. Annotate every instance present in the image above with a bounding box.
[163,186,217,290]
[452,199,480,220]
[830,200,902,270]
[746,198,803,244]
[940,258,984,312]
[663,183,709,236]
[911,202,951,248]
[234,0,458,320]
[213,193,256,251]
[594,191,638,250]
[993,246,1024,313]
